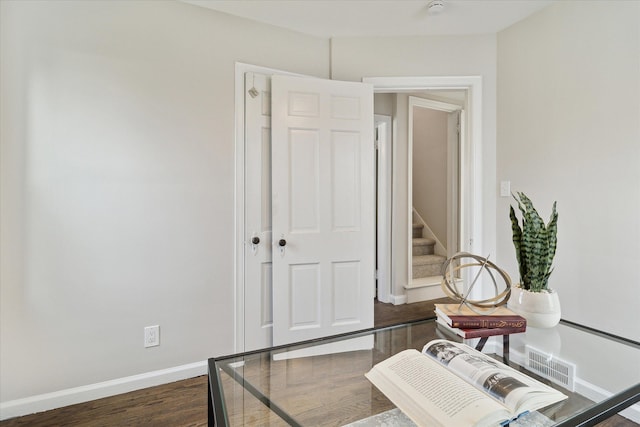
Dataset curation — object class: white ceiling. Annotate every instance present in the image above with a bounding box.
[181,0,554,38]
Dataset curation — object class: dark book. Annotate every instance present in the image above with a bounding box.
[436,318,526,339]
[435,303,527,329]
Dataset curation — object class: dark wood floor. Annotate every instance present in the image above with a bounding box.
[373,296,452,328]
[1,299,637,426]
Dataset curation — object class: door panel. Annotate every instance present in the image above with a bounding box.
[333,261,361,324]
[271,75,375,346]
[290,263,321,329]
[332,131,360,230]
[289,129,320,232]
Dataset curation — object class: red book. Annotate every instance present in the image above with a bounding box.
[435,304,527,329]
[436,318,526,339]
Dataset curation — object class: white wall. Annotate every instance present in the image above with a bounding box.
[0,0,329,406]
[331,35,497,297]
[496,1,640,341]
[8,0,636,416]
[413,107,448,244]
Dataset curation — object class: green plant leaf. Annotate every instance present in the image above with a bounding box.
[509,205,525,285]
[510,193,558,292]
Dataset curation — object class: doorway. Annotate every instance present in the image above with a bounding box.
[407,95,463,302]
[235,67,483,352]
[364,76,482,308]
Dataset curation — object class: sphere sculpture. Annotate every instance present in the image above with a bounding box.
[440,252,512,315]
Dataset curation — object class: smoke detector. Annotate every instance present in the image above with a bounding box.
[427,0,444,15]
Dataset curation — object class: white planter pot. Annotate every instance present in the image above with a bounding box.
[507,286,561,328]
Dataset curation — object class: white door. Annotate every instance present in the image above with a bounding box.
[271,75,375,346]
[243,72,273,351]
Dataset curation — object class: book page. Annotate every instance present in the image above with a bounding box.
[422,340,566,414]
[436,303,518,318]
[366,349,509,427]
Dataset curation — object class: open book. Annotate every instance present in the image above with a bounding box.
[365,340,567,427]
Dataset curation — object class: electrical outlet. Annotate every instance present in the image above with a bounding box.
[144,325,160,348]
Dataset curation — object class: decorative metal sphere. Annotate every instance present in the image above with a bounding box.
[440,252,512,314]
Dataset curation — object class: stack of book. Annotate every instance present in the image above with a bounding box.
[435,303,527,339]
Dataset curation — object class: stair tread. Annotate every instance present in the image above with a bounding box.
[412,237,436,246]
[412,254,446,265]
[406,275,443,288]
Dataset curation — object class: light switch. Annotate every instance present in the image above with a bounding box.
[500,181,511,197]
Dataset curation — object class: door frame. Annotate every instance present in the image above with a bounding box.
[364,76,483,301]
[407,96,462,284]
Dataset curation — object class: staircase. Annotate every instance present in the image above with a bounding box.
[404,223,447,303]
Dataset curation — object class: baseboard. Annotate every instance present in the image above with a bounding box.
[573,378,640,423]
[389,293,407,305]
[507,347,640,424]
[0,361,207,421]
[404,276,447,304]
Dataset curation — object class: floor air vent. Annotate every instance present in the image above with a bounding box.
[525,345,576,391]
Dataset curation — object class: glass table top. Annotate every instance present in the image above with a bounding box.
[208,319,640,426]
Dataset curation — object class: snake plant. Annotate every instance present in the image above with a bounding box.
[509,192,558,292]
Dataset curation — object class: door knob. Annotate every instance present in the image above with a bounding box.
[251,236,260,245]
[278,239,287,247]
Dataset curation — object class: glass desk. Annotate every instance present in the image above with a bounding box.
[208,319,640,426]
